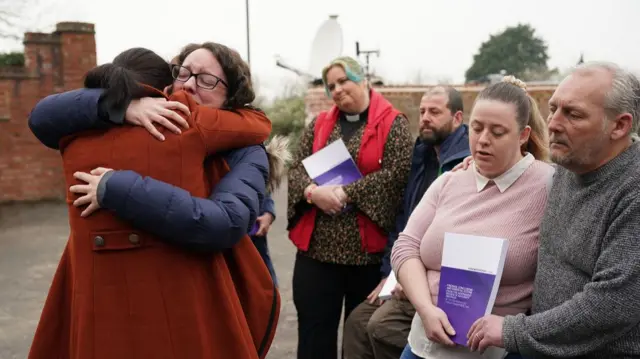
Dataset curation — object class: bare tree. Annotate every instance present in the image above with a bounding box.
[0,0,60,40]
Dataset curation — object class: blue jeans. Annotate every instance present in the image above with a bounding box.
[400,344,524,359]
[400,344,421,359]
[251,235,278,287]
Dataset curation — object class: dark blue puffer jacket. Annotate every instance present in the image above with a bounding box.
[28,88,268,251]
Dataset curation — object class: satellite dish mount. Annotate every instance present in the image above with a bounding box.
[355,41,380,83]
[275,15,344,86]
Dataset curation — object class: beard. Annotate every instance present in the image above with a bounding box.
[550,134,607,170]
[421,121,454,146]
[550,119,612,170]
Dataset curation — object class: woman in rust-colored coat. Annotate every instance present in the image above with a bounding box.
[27,46,279,359]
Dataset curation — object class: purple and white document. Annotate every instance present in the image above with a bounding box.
[248,222,259,236]
[302,139,362,186]
[437,232,508,346]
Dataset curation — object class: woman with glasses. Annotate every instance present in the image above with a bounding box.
[28,42,270,250]
[27,43,280,359]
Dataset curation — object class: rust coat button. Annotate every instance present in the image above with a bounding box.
[94,236,105,247]
[129,234,140,245]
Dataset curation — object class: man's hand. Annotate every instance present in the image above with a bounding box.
[255,212,275,236]
[69,167,113,217]
[125,97,191,141]
[467,315,505,353]
[366,277,387,306]
[391,282,407,300]
[451,155,474,172]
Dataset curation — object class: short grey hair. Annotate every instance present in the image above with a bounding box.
[574,61,640,135]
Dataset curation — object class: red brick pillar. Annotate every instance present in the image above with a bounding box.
[57,22,96,91]
[0,22,97,202]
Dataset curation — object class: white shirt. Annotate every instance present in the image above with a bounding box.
[474,153,535,193]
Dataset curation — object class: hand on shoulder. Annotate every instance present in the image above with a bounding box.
[450,155,474,172]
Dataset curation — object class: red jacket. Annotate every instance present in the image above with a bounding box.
[289,90,399,254]
[28,90,279,359]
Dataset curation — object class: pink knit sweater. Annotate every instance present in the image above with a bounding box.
[391,160,554,316]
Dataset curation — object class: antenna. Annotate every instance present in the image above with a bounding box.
[355,41,380,83]
[275,55,313,77]
[275,55,323,85]
[273,15,343,86]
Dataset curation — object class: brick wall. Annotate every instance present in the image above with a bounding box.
[0,22,96,202]
[305,85,557,137]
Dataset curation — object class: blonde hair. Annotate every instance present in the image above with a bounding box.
[474,76,550,161]
[321,56,366,97]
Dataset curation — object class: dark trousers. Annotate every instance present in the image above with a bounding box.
[293,253,381,359]
[343,299,415,359]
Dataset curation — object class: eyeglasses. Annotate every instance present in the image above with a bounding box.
[170,64,228,90]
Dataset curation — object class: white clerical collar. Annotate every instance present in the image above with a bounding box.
[345,114,360,122]
[473,153,535,193]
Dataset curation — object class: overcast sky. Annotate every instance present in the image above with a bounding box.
[3,0,639,98]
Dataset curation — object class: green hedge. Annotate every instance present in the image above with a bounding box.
[0,52,25,66]
[264,94,306,152]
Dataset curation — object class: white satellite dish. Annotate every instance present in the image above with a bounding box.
[307,15,344,78]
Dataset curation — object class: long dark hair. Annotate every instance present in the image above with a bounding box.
[83,47,173,110]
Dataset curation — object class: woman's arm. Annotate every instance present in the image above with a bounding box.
[262,193,276,219]
[342,116,413,231]
[167,91,272,153]
[28,89,116,149]
[391,174,441,314]
[28,88,189,149]
[391,174,456,345]
[197,107,272,153]
[98,145,269,251]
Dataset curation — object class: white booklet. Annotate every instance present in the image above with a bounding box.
[378,270,398,300]
[302,139,362,186]
[438,232,508,346]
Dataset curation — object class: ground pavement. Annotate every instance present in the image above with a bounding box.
[0,182,318,359]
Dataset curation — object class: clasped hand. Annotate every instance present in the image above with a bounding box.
[310,185,347,215]
[125,97,191,141]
